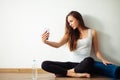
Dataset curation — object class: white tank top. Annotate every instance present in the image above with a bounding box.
[69,29,92,63]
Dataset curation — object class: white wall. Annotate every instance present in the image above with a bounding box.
[0,0,120,68]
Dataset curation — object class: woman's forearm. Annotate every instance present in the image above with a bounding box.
[96,52,105,61]
[42,32,68,48]
[44,40,61,48]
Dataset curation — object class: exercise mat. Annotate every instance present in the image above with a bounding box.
[93,61,120,78]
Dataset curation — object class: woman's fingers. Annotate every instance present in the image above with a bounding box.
[41,31,49,42]
[102,59,113,65]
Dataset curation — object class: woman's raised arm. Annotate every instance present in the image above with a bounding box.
[41,31,68,48]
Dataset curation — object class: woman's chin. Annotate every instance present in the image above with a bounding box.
[73,27,77,30]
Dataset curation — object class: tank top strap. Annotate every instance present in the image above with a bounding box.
[88,29,92,37]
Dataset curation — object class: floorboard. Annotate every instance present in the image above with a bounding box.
[0,73,117,80]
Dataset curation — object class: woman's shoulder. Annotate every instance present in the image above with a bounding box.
[91,29,96,33]
[90,29,97,37]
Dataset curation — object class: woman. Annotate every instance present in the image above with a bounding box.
[41,11,111,78]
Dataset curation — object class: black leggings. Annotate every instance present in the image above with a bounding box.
[41,57,94,76]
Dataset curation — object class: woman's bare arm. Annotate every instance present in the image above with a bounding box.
[92,29,112,65]
[41,31,68,48]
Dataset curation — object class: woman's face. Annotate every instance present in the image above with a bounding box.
[67,15,79,30]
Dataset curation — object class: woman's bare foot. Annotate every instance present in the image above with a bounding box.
[75,73,90,78]
[67,69,90,78]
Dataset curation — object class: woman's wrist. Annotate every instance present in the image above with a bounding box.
[43,40,48,44]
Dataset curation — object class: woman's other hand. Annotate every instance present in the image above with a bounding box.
[101,59,113,65]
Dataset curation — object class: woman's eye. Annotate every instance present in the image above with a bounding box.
[70,20,73,22]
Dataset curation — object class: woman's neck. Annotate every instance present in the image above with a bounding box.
[78,26,88,39]
[78,26,86,33]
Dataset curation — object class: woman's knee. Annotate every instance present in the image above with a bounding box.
[84,57,94,64]
[41,61,51,70]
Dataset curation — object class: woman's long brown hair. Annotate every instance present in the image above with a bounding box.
[65,11,88,51]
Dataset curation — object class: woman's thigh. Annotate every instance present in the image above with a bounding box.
[74,57,94,73]
[42,60,78,70]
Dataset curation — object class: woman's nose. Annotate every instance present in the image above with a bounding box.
[70,23,72,26]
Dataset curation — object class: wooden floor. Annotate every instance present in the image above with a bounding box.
[0,73,116,80]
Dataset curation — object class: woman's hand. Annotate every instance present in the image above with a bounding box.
[41,31,49,43]
[101,59,113,65]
